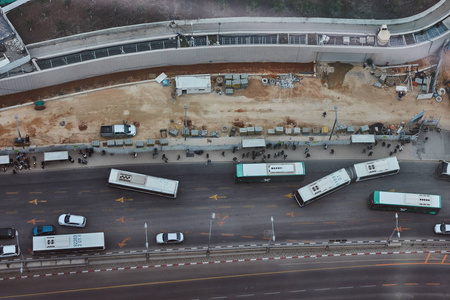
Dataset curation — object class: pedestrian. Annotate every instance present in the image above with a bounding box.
[382,142,386,147]
[133,152,137,158]
[222,151,225,157]
[323,111,327,117]
[387,143,391,149]
[395,145,399,149]
[12,169,16,175]
[394,149,397,153]
[206,159,212,165]
[305,153,310,158]
[177,154,181,160]
[424,137,429,143]
[162,154,166,160]
[389,151,393,156]
[284,154,287,160]
[304,148,309,154]
[324,144,328,150]
[267,154,271,159]
[164,158,168,163]
[399,146,403,152]
[2,167,5,172]
[368,151,373,156]
[246,152,250,158]
[362,149,366,154]
[233,157,237,162]
[242,153,245,159]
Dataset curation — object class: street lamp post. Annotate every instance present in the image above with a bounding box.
[184,105,188,141]
[217,22,221,45]
[16,230,27,274]
[267,216,275,253]
[328,105,338,140]
[207,213,215,255]
[386,213,400,247]
[144,223,149,260]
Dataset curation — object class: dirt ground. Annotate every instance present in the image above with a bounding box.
[0,58,449,147]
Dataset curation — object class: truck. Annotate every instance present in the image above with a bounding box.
[100,121,136,138]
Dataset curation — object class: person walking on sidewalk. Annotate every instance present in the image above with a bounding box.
[323,111,327,117]
[222,151,225,157]
[424,137,429,143]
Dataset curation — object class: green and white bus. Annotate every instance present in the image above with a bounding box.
[369,191,441,214]
[235,162,305,183]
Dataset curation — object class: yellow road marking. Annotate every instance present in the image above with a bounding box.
[286,239,297,242]
[196,207,209,210]
[221,233,234,237]
[29,192,42,194]
[209,194,227,201]
[6,192,18,194]
[243,205,255,208]
[284,193,294,199]
[369,220,384,222]
[195,187,208,190]
[200,233,210,236]
[425,253,431,264]
[347,220,360,223]
[241,236,253,239]
[404,283,418,286]
[441,255,447,264]
[218,206,231,209]
[54,191,67,194]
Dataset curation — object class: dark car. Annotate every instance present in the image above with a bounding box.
[32,225,56,236]
[0,228,15,239]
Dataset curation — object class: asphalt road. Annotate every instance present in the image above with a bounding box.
[0,252,448,299]
[0,160,448,257]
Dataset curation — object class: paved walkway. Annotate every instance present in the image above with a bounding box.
[3,128,447,174]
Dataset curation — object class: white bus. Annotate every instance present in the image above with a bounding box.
[234,162,305,183]
[369,191,441,215]
[293,168,352,207]
[32,232,105,255]
[108,169,179,198]
[352,157,400,182]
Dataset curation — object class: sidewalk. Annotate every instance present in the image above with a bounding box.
[2,129,447,174]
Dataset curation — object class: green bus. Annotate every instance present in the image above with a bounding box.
[369,191,441,214]
[235,162,305,183]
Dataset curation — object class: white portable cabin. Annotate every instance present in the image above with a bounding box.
[242,139,266,148]
[351,135,375,144]
[44,151,68,162]
[175,74,211,96]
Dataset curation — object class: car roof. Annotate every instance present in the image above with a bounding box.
[1,245,16,253]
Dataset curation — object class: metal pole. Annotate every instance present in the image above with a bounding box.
[145,223,149,260]
[184,105,188,141]
[17,230,27,273]
[386,213,400,246]
[334,105,338,130]
[207,213,215,255]
[268,216,275,253]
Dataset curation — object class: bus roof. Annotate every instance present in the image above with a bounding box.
[109,169,178,195]
[298,168,350,201]
[353,157,399,177]
[374,191,441,208]
[237,162,305,177]
[33,232,105,252]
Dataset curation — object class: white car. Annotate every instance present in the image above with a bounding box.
[0,244,20,257]
[156,232,184,245]
[434,223,450,234]
[58,214,86,227]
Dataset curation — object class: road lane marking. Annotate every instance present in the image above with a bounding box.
[289,290,306,293]
[209,194,227,201]
[118,238,131,248]
[195,187,209,190]
[54,191,67,194]
[264,292,280,295]
[241,236,253,239]
[196,207,209,210]
[243,205,255,208]
[369,220,384,222]
[284,193,294,199]
[323,222,337,224]
[6,192,18,194]
[102,209,114,212]
[236,295,253,297]
[360,285,376,288]
[337,287,353,289]
[425,253,431,264]
[221,234,233,237]
[441,254,447,264]
[116,197,133,203]
[347,220,360,223]
[27,218,45,225]
[29,199,47,205]
[404,283,418,285]
[314,288,330,291]
[218,206,231,209]
[29,192,42,194]
[382,284,397,286]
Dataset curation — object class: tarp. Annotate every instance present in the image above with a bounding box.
[44,151,68,162]
[242,138,266,148]
[351,135,375,144]
[0,155,9,165]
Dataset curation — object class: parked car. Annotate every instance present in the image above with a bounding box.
[32,225,56,236]
[156,232,184,245]
[58,214,86,228]
[0,228,15,239]
[434,223,450,234]
[0,244,20,258]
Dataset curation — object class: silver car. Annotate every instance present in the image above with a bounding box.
[58,214,86,227]
[434,223,450,234]
[156,232,184,244]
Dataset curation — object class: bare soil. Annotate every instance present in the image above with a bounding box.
[1,58,449,147]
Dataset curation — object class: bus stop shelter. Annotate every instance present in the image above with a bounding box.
[44,151,68,162]
[0,155,9,165]
[242,138,266,148]
[351,135,375,144]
